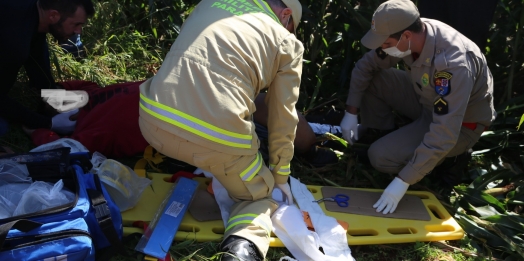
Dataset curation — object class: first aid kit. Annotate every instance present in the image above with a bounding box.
[0,148,123,261]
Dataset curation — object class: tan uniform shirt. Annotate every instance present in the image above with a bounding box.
[347,18,496,183]
[139,0,304,184]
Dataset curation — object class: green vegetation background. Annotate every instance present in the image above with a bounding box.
[2,0,524,260]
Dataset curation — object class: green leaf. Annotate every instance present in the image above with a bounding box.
[482,214,524,232]
[152,27,158,38]
[473,205,502,217]
[322,37,328,48]
[470,169,514,190]
[518,114,524,130]
[507,186,524,203]
[456,212,512,251]
[455,186,507,213]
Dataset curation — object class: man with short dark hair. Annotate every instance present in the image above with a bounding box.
[0,0,95,135]
[340,0,496,214]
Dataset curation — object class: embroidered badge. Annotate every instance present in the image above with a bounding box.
[371,19,376,31]
[434,71,452,96]
[434,97,448,115]
[375,48,388,60]
[422,73,429,87]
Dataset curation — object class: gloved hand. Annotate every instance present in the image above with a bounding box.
[340,111,358,145]
[275,182,293,205]
[193,167,213,178]
[373,177,409,214]
[51,109,79,135]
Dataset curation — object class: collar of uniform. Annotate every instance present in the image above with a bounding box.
[411,19,436,68]
[253,0,281,25]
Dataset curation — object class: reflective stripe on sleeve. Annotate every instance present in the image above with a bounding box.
[225,213,271,236]
[239,153,263,182]
[269,164,291,175]
[140,94,252,149]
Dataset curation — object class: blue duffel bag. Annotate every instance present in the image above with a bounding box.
[0,148,123,261]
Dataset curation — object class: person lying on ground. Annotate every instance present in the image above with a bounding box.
[26,81,340,166]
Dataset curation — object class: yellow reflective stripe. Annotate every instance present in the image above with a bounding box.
[277,164,290,175]
[253,0,280,24]
[140,94,252,149]
[239,153,262,182]
[225,214,271,235]
[269,164,291,175]
[225,214,257,232]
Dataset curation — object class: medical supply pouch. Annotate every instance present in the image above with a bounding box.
[0,218,95,261]
[0,148,123,260]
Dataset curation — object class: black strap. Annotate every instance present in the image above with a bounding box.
[87,175,127,255]
[0,219,42,249]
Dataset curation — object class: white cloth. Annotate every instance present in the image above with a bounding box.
[195,167,354,260]
[290,177,354,261]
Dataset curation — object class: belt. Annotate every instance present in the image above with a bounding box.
[462,122,488,132]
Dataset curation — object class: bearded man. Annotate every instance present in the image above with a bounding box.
[0,0,95,136]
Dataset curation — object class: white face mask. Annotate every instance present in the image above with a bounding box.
[383,36,411,58]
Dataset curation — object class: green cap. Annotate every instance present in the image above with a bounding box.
[282,0,302,33]
[361,0,419,49]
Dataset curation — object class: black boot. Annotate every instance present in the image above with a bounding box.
[219,235,264,261]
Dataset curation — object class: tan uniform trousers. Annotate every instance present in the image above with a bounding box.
[361,69,485,175]
[139,116,278,257]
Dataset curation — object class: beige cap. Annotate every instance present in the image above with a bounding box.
[282,0,302,33]
[361,0,419,49]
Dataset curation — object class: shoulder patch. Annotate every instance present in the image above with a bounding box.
[434,71,452,96]
[375,48,388,60]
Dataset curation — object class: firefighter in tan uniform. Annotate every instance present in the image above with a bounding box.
[138,0,303,260]
[340,0,496,214]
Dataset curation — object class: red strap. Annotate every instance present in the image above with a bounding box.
[462,122,489,132]
[461,122,477,131]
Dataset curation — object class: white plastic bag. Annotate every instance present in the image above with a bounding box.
[0,183,31,218]
[97,159,151,212]
[13,180,75,216]
[90,151,107,174]
[0,160,31,183]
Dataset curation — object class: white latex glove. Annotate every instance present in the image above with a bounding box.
[340,111,358,145]
[51,109,79,135]
[275,182,293,205]
[193,167,213,177]
[373,177,409,214]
